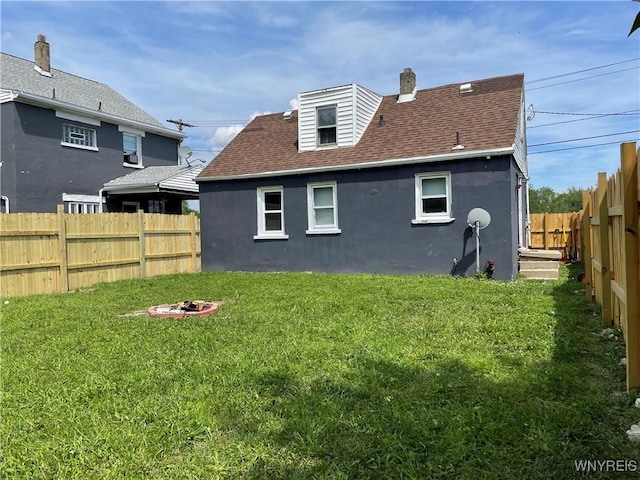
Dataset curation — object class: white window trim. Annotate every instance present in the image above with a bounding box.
[412,172,455,224]
[56,110,101,126]
[316,105,337,148]
[1,196,9,213]
[67,202,100,214]
[306,181,341,234]
[62,193,105,204]
[254,186,289,240]
[122,131,143,168]
[61,124,98,151]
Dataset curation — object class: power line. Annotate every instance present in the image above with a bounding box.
[532,109,639,117]
[528,110,640,129]
[526,57,640,84]
[528,129,640,147]
[526,66,639,91]
[528,139,639,155]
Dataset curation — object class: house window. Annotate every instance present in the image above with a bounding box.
[123,133,142,167]
[67,202,99,214]
[254,186,288,240]
[122,201,140,213]
[148,200,165,213]
[1,196,9,213]
[413,172,454,224]
[317,105,337,146]
[62,124,97,150]
[307,181,340,234]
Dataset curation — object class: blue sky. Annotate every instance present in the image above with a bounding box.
[1,0,639,193]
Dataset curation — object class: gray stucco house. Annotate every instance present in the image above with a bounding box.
[196,68,529,280]
[0,35,194,214]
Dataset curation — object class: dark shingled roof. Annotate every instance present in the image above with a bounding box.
[198,73,524,181]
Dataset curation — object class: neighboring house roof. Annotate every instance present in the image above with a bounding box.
[102,164,203,195]
[0,52,183,139]
[197,73,524,181]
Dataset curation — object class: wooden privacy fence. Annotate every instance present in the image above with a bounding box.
[580,142,639,392]
[0,207,200,298]
[529,212,581,259]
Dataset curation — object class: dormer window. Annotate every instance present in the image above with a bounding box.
[317,105,337,146]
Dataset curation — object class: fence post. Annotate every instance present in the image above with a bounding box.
[190,212,198,273]
[57,205,69,293]
[581,191,593,301]
[138,210,146,279]
[621,142,639,391]
[598,173,613,325]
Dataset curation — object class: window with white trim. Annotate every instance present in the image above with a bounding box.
[317,105,337,146]
[122,201,140,213]
[1,196,9,213]
[307,181,340,234]
[67,202,99,214]
[255,186,288,239]
[413,172,454,224]
[123,132,142,167]
[62,124,97,149]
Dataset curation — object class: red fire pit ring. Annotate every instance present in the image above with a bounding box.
[147,300,221,319]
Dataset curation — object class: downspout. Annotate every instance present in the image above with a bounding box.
[517,175,523,248]
[98,188,104,213]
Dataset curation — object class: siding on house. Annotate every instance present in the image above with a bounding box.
[200,156,518,280]
[297,84,382,152]
[354,84,383,144]
[513,89,528,176]
[1,102,178,212]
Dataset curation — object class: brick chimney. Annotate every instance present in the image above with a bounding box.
[34,34,51,75]
[398,67,416,103]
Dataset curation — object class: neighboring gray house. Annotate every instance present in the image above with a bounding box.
[0,35,190,214]
[101,163,204,214]
[196,69,529,280]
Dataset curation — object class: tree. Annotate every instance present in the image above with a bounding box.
[529,186,556,213]
[182,200,200,217]
[528,185,583,213]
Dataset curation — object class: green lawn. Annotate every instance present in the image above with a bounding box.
[2,266,638,479]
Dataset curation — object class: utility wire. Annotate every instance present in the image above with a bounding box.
[532,109,639,116]
[528,110,640,129]
[526,57,640,84]
[526,66,639,92]
[528,139,640,155]
[528,130,640,147]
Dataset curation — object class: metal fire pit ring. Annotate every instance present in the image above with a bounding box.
[147,300,221,318]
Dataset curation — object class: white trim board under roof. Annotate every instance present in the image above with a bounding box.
[196,146,515,182]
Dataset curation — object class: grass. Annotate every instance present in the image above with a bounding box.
[1,265,639,479]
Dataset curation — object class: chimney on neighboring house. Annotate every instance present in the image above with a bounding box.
[398,67,416,103]
[34,34,51,75]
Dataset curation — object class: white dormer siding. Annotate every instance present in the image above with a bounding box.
[297,84,382,152]
[513,89,528,176]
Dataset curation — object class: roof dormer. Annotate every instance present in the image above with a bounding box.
[297,83,382,152]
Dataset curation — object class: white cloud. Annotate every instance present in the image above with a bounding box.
[209,125,244,149]
[1,1,637,192]
[250,110,271,120]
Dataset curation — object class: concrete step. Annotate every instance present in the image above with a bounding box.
[519,260,560,270]
[519,249,562,260]
[519,268,559,280]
